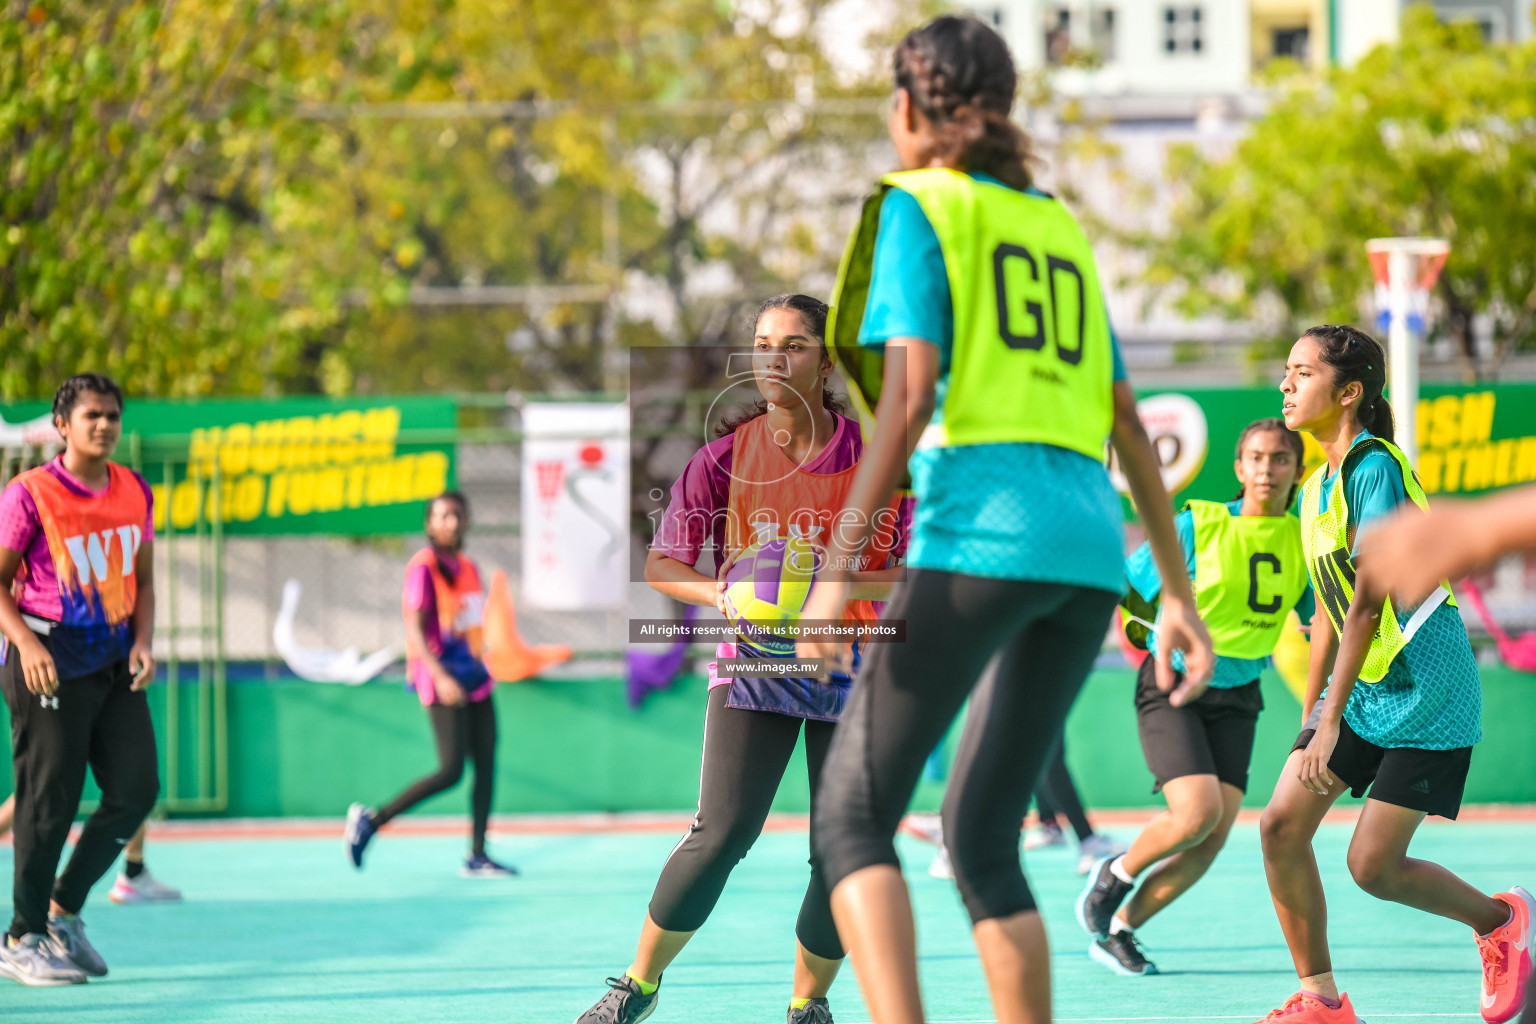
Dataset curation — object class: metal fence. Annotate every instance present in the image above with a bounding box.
[5,390,1535,678]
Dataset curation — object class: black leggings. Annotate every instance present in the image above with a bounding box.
[648,685,843,961]
[3,645,159,938]
[814,569,1118,924]
[373,698,497,855]
[1034,736,1093,842]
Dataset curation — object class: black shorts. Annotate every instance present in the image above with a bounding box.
[1293,703,1472,819]
[1135,655,1263,794]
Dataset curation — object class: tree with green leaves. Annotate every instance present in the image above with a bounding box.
[2,0,923,400]
[1137,4,1536,379]
[0,0,407,398]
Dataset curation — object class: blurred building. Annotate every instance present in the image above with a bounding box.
[969,1,1530,105]
[947,0,1534,382]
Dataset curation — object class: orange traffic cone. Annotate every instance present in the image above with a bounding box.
[481,569,573,682]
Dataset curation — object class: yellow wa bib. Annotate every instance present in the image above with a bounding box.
[1298,435,1455,682]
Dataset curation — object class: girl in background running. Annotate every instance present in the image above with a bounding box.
[1250,325,1531,1024]
[345,491,516,879]
[1078,418,1312,977]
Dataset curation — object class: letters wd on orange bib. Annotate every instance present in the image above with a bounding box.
[0,457,153,679]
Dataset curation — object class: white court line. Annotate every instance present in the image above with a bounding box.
[847,1019,1480,1024]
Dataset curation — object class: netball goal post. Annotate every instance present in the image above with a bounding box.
[1366,237,1449,464]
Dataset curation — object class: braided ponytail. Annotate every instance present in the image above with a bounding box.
[1302,324,1395,444]
[894,16,1034,191]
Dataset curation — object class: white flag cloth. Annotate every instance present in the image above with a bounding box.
[273,579,400,684]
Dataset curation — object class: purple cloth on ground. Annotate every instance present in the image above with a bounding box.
[626,603,700,708]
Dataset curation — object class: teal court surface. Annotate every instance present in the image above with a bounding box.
[2,815,1533,1024]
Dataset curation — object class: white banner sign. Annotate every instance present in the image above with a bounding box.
[1108,392,1210,497]
[521,403,629,610]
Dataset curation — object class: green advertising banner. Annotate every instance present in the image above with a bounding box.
[1,396,456,536]
[1120,382,1536,513]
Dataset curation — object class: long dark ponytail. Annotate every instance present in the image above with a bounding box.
[714,294,846,438]
[894,15,1034,191]
[1302,324,1395,444]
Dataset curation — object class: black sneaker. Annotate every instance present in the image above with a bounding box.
[788,997,834,1024]
[1090,931,1159,976]
[574,975,659,1024]
[1076,856,1134,937]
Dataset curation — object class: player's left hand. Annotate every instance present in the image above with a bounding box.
[129,640,156,691]
[796,579,852,680]
[714,546,748,615]
[1298,720,1339,796]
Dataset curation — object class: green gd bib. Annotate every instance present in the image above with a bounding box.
[828,169,1113,462]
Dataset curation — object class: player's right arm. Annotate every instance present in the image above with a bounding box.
[1110,379,1213,705]
[0,545,57,697]
[1358,482,1536,605]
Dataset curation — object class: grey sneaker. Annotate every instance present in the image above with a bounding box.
[48,913,108,977]
[1090,930,1159,976]
[0,933,88,986]
[573,974,659,1024]
[1076,856,1134,938]
[788,996,834,1023]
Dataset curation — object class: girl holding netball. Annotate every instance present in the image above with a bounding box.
[574,294,907,1024]
[1250,324,1531,1024]
[1077,417,1313,977]
[797,16,1213,1024]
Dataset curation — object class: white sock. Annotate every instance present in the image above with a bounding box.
[1109,916,1133,935]
[1110,855,1135,884]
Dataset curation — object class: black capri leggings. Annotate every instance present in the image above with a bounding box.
[813,569,1119,924]
[648,684,843,961]
[373,697,497,856]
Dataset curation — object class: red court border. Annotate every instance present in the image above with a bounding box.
[8,804,1530,845]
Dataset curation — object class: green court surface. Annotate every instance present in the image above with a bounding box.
[2,819,1532,1023]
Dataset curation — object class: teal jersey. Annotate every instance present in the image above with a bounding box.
[859,173,1126,592]
[1126,500,1316,688]
[1316,431,1481,749]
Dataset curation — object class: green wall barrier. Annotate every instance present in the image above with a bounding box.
[2,667,1532,817]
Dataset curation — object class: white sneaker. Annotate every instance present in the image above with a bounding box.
[900,812,944,847]
[1023,821,1067,850]
[0,933,87,986]
[928,845,955,880]
[109,868,183,904]
[1077,833,1130,876]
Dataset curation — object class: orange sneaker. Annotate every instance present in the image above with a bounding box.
[1478,886,1535,1023]
[1249,991,1363,1023]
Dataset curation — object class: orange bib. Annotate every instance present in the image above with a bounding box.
[724,414,900,628]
